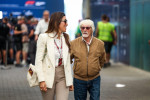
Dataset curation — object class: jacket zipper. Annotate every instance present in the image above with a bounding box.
[86,43,89,81]
[87,51,89,81]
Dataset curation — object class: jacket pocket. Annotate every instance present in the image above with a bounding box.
[74,62,87,78]
[88,61,100,77]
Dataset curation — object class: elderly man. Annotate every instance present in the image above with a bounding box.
[71,19,106,100]
[34,10,50,40]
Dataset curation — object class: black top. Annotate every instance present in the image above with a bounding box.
[27,24,34,41]
[13,24,22,42]
[0,23,10,40]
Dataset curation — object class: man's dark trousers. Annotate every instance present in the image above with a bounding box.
[74,76,101,100]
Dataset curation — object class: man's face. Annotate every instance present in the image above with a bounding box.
[80,25,92,38]
[43,12,49,20]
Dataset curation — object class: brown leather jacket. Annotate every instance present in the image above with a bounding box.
[71,37,106,81]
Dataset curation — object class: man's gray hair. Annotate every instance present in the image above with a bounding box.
[79,19,95,32]
[43,10,50,14]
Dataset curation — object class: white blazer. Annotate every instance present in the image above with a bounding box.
[35,33,73,88]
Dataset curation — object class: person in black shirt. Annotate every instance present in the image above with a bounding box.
[0,17,10,69]
[27,18,36,64]
[14,19,23,67]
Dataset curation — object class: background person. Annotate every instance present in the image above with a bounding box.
[20,17,28,65]
[28,18,37,65]
[95,14,116,67]
[8,24,14,64]
[13,18,23,67]
[75,19,82,38]
[34,10,50,41]
[0,17,10,69]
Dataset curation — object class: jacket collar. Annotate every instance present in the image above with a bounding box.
[48,32,63,38]
[82,36,93,45]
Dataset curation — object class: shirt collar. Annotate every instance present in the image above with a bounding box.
[82,35,93,45]
[44,18,50,23]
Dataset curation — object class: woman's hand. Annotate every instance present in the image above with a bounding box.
[40,81,47,92]
[69,85,74,91]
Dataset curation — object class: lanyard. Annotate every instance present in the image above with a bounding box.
[54,37,62,58]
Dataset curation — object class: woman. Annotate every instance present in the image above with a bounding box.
[35,12,73,100]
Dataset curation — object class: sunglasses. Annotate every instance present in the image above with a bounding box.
[61,19,67,24]
[81,27,91,30]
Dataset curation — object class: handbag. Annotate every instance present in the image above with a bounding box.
[27,37,47,87]
[27,64,39,87]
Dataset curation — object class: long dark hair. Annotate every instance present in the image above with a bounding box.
[45,12,70,52]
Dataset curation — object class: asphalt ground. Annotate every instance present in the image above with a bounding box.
[0,61,150,100]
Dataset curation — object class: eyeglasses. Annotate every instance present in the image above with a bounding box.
[61,19,67,24]
[81,27,91,30]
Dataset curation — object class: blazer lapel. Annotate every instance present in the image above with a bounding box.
[47,33,55,68]
[62,35,68,66]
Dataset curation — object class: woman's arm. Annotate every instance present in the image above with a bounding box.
[35,34,47,82]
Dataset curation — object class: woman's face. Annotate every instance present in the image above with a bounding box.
[59,16,68,33]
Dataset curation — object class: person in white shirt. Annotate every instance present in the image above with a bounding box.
[20,17,28,65]
[34,10,50,41]
[35,12,73,100]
